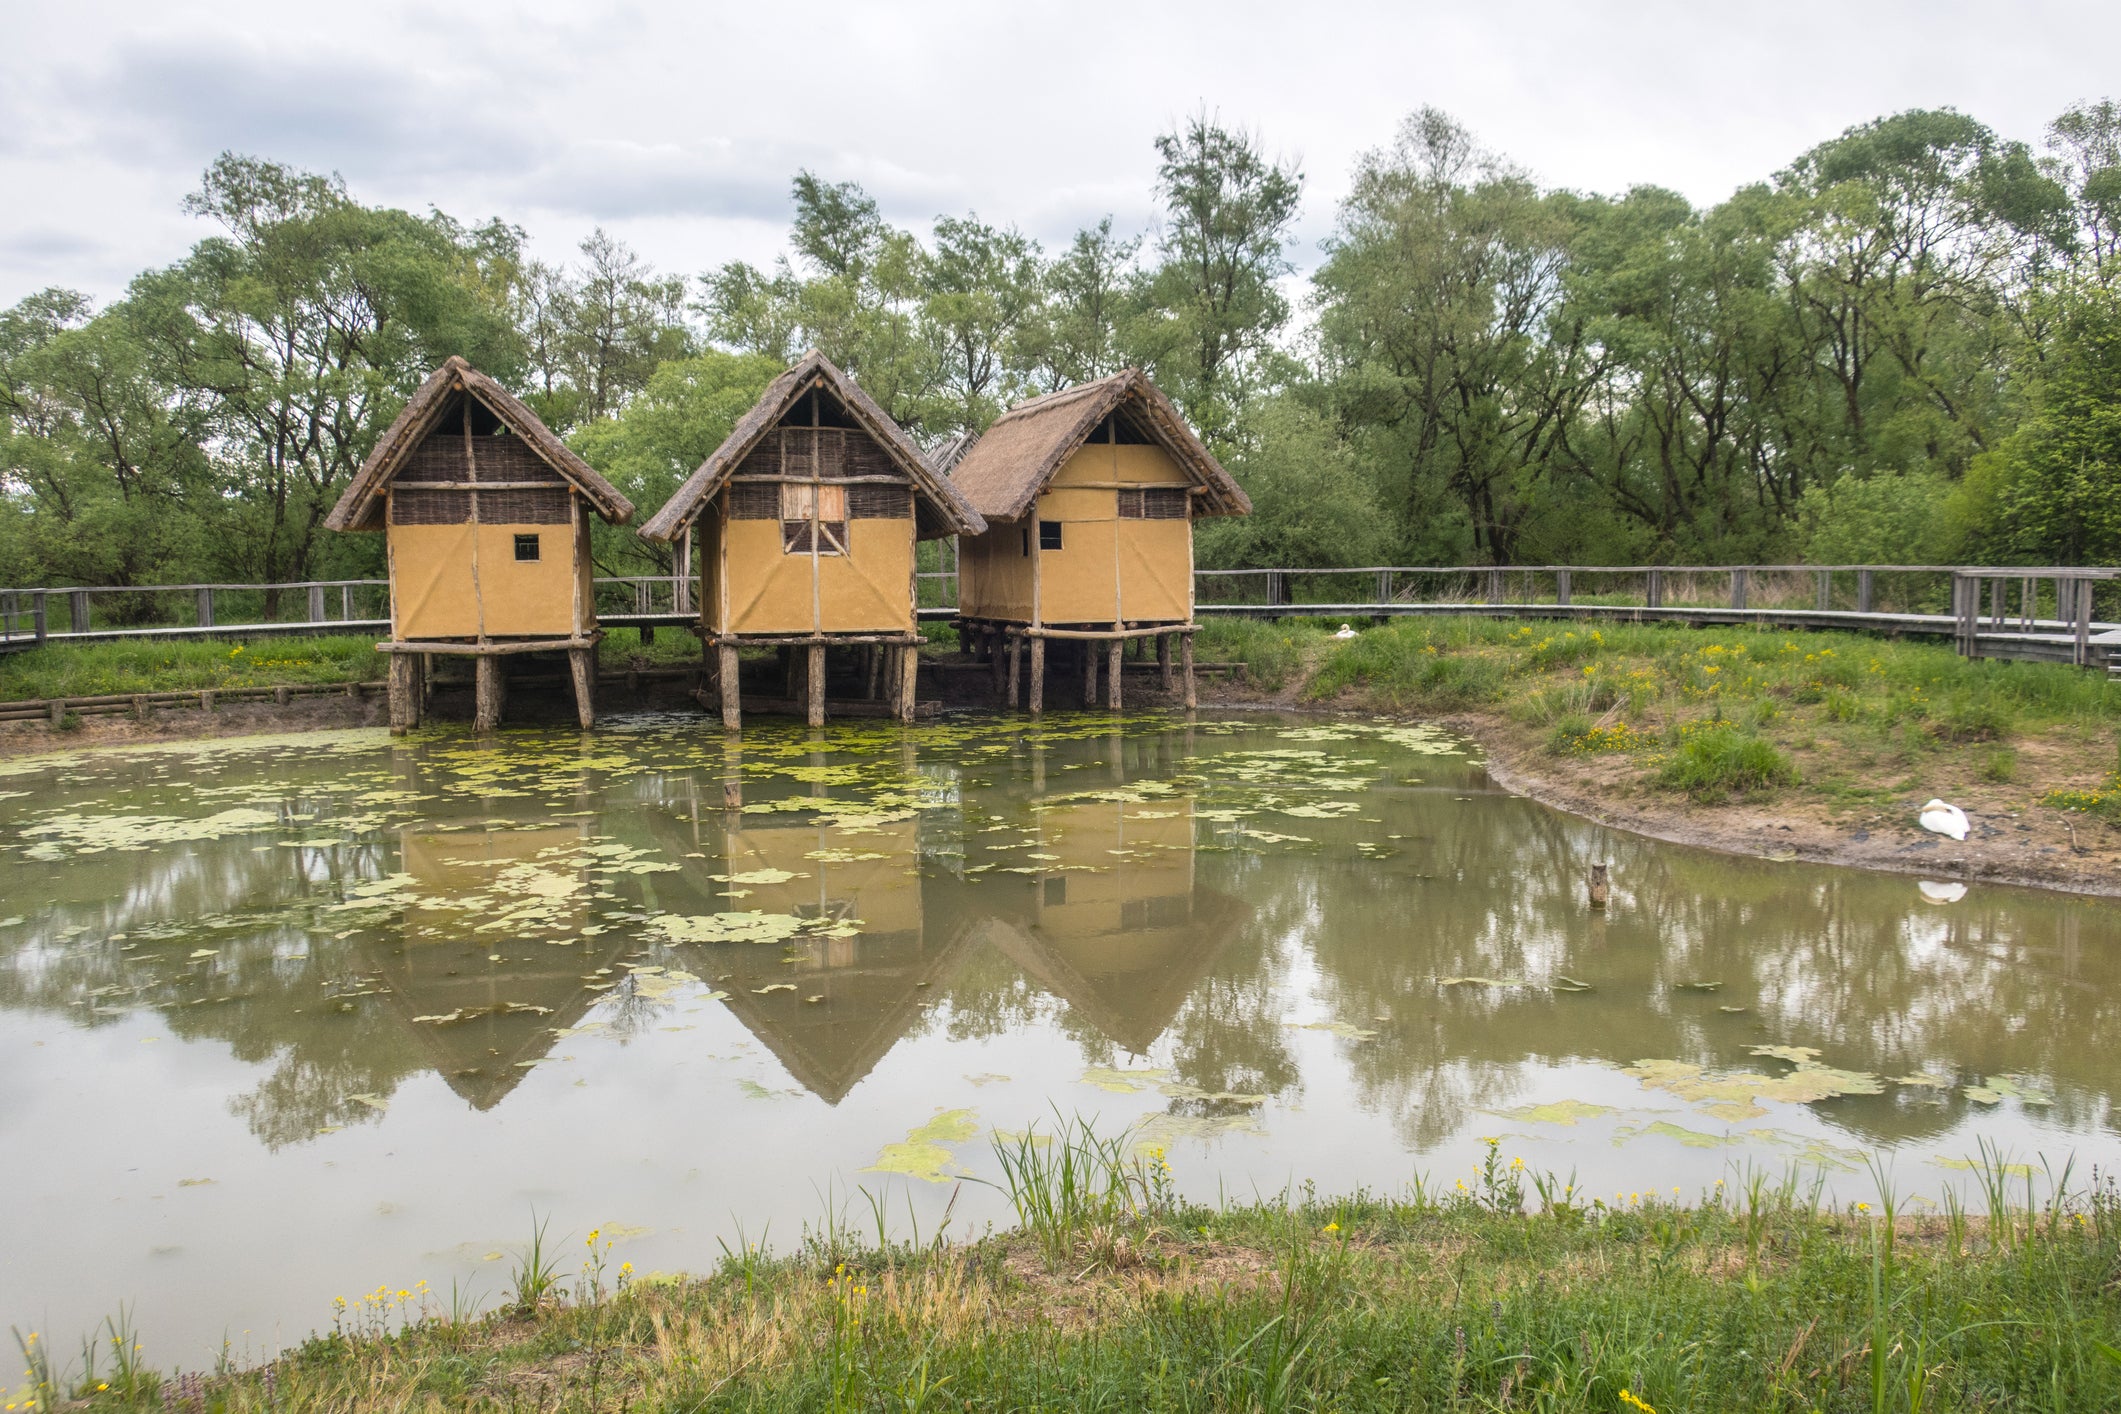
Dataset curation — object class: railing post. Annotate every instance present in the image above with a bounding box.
[1952,573,1974,657]
[2074,576,2093,668]
[33,592,48,644]
[1375,570,1388,606]
[1730,568,1748,611]
[69,590,89,634]
[1485,567,1503,605]
[1815,570,1830,612]
[196,588,215,628]
[1555,568,1571,606]
[1856,569,1873,615]
[308,585,326,623]
[1646,569,1663,610]
[341,585,353,620]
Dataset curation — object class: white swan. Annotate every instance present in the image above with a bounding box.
[1333,623,1358,640]
[1917,799,1969,842]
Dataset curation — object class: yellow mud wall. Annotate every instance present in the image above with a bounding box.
[574,515,596,634]
[697,508,724,635]
[1035,491,1118,624]
[817,519,914,631]
[1117,519,1192,621]
[725,519,817,633]
[1112,444,1189,485]
[959,524,1035,621]
[389,524,479,637]
[475,524,578,637]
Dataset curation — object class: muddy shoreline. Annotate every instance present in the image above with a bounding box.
[5,669,2116,899]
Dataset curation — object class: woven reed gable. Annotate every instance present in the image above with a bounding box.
[946,370,1250,523]
[325,356,634,532]
[637,350,985,543]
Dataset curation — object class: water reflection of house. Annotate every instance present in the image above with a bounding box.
[698,817,973,1104]
[973,798,1242,1052]
[368,824,626,1109]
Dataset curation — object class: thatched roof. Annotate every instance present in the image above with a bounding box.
[325,357,634,532]
[638,350,985,543]
[947,370,1250,523]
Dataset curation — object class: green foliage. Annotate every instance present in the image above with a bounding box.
[1797,470,1962,564]
[1657,725,1798,796]
[1192,617,1326,691]
[1194,393,1394,570]
[0,635,386,701]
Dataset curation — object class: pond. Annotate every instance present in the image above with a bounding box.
[2,713,2114,1365]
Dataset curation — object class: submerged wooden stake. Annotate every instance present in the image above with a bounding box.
[1181,633,1197,710]
[1106,638,1124,710]
[1587,863,1610,910]
[806,644,826,728]
[473,656,505,732]
[568,646,596,729]
[1005,634,1021,709]
[898,642,918,723]
[1028,637,1045,716]
[719,644,741,731]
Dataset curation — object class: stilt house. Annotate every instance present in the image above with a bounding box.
[637,350,985,728]
[325,356,635,732]
[947,370,1249,713]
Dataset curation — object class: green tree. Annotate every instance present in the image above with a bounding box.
[1021,217,1143,391]
[1136,113,1303,448]
[921,214,1045,433]
[569,349,784,576]
[1194,391,1391,569]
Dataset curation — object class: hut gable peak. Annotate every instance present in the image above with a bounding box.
[946,370,1251,523]
[639,349,985,542]
[325,357,634,532]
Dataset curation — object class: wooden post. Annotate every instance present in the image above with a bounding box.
[1730,567,1748,611]
[474,656,505,732]
[806,644,826,727]
[1815,570,1830,612]
[196,587,215,628]
[132,694,148,722]
[388,653,420,735]
[1485,568,1503,605]
[568,646,595,729]
[1555,569,1571,607]
[1181,632,1197,710]
[1083,638,1098,706]
[1856,569,1874,615]
[48,698,64,726]
[1028,636,1045,716]
[69,591,89,634]
[898,640,919,723]
[2073,577,2092,667]
[1646,569,1663,610]
[1158,632,1174,691]
[308,585,326,622]
[1587,863,1610,910]
[1106,637,1124,710]
[719,643,741,730]
[957,622,971,656]
[1005,633,1021,709]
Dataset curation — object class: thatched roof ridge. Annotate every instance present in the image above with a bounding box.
[946,370,1250,523]
[638,350,985,543]
[325,357,634,532]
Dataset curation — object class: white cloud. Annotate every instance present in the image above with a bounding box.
[1,0,2113,305]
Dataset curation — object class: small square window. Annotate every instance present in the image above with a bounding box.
[513,534,540,562]
[1039,520,1063,551]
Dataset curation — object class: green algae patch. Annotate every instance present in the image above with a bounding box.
[1489,1099,1618,1127]
[1623,1047,1884,1122]
[1613,1120,1742,1149]
[1962,1075,2053,1106]
[1285,1020,1380,1041]
[651,912,809,944]
[865,1109,981,1183]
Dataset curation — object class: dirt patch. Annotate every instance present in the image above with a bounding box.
[1447,711,2121,899]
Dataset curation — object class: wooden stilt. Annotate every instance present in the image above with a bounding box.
[1028,637,1045,716]
[474,656,505,732]
[388,653,419,735]
[1181,632,1197,710]
[898,641,919,723]
[1157,633,1173,692]
[864,645,883,700]
[806,644,826,728]
[567,647,596,729]
[881,644,901,718]
[1106,638,1123,710]
[989,628,1006,698]
[956,623,971,656]
[719,644,741,731]
[1005,633,1021,709]
[1083,639,1098,706]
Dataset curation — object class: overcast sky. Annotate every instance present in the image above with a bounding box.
[2,0,2113,309]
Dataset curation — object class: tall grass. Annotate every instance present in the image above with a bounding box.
[1193,617,1330,692]
[0,635,387,700]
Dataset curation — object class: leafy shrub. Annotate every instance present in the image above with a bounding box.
[1657,726,1797,797]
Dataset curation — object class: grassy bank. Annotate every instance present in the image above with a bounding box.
[1196,615,2121,820]
[15,1130,2120,1412]
[0,630,705,702]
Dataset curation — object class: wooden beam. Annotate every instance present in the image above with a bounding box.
[719,643,741,730]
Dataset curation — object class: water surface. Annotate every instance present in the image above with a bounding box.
[2,713,2114,1363]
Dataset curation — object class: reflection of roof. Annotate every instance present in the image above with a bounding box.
[971,885,1246,1052]
[366,824,625,1110]
[711,925,977,1104]
[327,357,633,531]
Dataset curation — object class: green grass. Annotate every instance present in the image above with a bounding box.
[1201,615,2121,808]
[1194,617,1332,692]
[18,1134,2120,1413]
[0,629,720,702]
